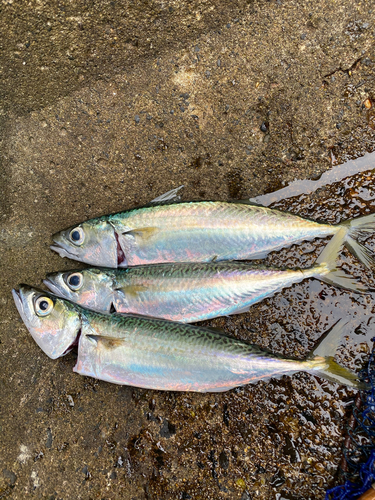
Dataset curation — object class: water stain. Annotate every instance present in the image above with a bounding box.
[226,168,243,199]
[44,163,375,499]
[190,153,211,169]
[5,154,375,500]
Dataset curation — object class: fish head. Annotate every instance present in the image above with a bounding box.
[51,219,119,267]
[44,268,115,314]
[12,285,82,359]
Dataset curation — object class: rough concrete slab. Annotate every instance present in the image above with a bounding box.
[1,0,375,498]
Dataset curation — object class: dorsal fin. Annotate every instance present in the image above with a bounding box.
[149,185,185,204]
[205,326,228,336]
[234,199,265,207]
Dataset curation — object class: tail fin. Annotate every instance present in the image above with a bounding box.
[313,356,369,390]
[340,213,375,269]
[314,229,369,293]
[307,319,369,390]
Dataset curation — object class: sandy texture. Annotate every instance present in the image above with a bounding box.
[1,1,375,498]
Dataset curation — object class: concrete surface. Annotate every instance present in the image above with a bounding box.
[1,0,375,498]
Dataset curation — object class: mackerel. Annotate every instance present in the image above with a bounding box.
[51,192,375,269]
[45,232,368,322]
[12,285,367,392]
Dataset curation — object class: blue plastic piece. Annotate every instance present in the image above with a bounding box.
[325,338,375,500]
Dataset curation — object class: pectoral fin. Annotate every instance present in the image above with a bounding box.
[115,284,149,298]
[86,334,126,349]
[123,227,159,241]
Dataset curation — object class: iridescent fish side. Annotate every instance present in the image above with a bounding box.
[44,231,368,323]
[51,198,375,269]
[13,285,367,392]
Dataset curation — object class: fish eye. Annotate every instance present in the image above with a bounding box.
[35,296,54,316]
[66,272,83,291]
[69,227,84,245]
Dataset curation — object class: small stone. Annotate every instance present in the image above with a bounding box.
[3,469,17,485]
[134,115,140,124]
[160,419,176,438]
[236,478,246,489]
[240,492,252,500]
[364,98,372,109]
[46,428,53,449]
[260,122,268,132]
[219,451,229,469]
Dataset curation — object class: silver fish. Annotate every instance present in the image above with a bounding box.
[44,233,368,322]
[50,192,375,269]
[12,285,366,392]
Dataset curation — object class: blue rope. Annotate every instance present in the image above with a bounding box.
[325,451,375,499]
[325,338,375,500]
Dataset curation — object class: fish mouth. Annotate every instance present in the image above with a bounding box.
[50,240,79,260]
[12,288,24,316]
[12,286,33,327]
[43,278,65,298]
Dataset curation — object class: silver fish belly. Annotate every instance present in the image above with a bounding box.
[45,263,318,322]
[52,201,343,268]
[110,202,336,265]
[75,312,306,392]
[13,285,366,392]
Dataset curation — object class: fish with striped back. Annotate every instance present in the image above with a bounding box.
[50,188,375,269]
[12,285,368,392]
[45,231,370,323]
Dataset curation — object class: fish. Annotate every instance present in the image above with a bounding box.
[44,232,369,322]
[12,285,367,392]
[50,188,375,269]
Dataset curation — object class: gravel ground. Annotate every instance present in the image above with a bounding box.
[1,1,375,498]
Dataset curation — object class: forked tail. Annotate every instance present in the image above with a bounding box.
[313,229,370,293]
[337,213,375,269]
[306,319,369,390]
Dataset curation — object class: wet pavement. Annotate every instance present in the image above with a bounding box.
[1,1,375,498]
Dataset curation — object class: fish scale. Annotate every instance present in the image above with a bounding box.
[76,309,307,392]
[12,286,367,392]
[46,230,369,324]
[51,197,375,269]
[109,201,334,265]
